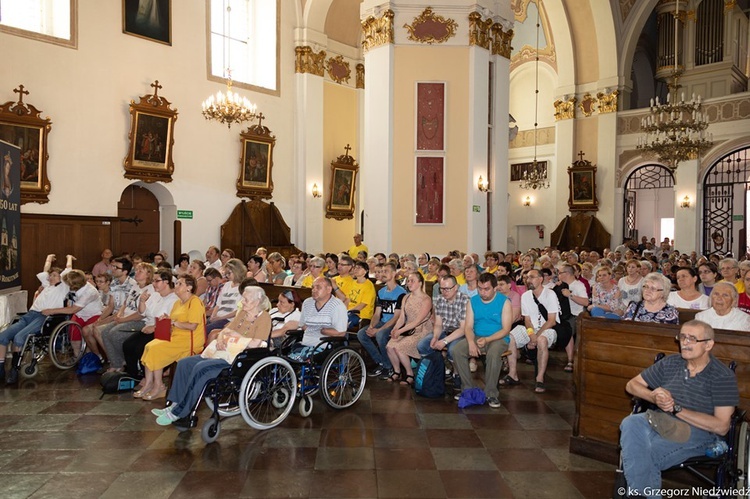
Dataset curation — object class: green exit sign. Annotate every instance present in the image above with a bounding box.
[177,210,193,219]
[733,215,744,221]
[472,205,481,213]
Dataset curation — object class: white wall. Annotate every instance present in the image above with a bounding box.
[1,1,298,257]
[633,187,674,242]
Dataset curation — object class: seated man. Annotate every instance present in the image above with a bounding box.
[619,320,738,497]
[288,277,348,361]
[357,262,406,378]
[453,273,512,408]
[520,269,561,393]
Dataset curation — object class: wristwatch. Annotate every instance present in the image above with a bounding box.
[672,404,682,415]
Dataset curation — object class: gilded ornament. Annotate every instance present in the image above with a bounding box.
[578,93,597,117]
[596,89,619,114]
[553,96,576,121]
[356,64,365,89]
[295,46,325,76]
[468,11,493,50]
[362,10,394,53]
[325,55,351,85]
[403,7,458,44]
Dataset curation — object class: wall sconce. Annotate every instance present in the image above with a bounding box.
[523,196,531,207]
[311,183,321,198]
[680,195,691,209]
[477,175,490,193]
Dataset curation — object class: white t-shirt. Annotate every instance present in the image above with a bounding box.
[72,283,103,320]
[143,291,180,326]
[299,296,347,347]
[31,269,71,312]
[215,282,241,318]
[521,288,561,332]
[270,308,301,331]
[667,291,710,311]
[566,280,588,317]
[122,284,154,317]
[695,307,750,332]
[618,277,643,309]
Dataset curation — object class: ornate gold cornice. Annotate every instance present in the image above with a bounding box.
[325,55,351,85]
[491,24,514,58]
[295,46,325,76]
[356,64,365,89]
[596,90,619,114]
[554,97,577,120]
[725,0,737,12]
[578,93,596,117]
[403,7,457,44]
[362,10,394,53]
[468,11,493,50]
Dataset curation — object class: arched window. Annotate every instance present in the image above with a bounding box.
[623,165,674,241]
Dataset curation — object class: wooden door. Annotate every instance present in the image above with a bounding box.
[117,185,160,258]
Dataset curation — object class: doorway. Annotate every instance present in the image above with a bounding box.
[117,185,160,258]
[622,164,675,243]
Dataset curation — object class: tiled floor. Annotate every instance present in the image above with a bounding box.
[0,353,621,498]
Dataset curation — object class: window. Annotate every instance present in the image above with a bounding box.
[208,0,279,95]
[0,0,77,48]
[660,218,674,243]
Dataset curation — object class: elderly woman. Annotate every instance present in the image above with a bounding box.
[618,259,643,310]
[137,274,206,401]
[385,272,433,387]
[667,267,710,311]
[206,258,246,335]
[459,264,479,298]
[269,290,302,348]
[448,259,466,286]
[417,253,430,274]
[588,266,623,319]
[424,257,441,282]
[622,273,679,324]
[99,263,155,371]
[698,262,720,297]
[695,282,750,331]
[300,256,325,288]
[152,284,271,426]
[121,269,179,378]
[283,259,307,287]
[719,258,743,293]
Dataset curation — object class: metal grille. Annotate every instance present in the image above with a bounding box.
[702,147,750,257]
[623,165,674,240]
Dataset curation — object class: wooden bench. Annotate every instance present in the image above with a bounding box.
[570,314,750,464]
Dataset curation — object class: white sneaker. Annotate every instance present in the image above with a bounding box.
[151,406,172,417]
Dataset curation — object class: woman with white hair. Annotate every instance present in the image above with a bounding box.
[695,282,750,331]
[622,273,679,324]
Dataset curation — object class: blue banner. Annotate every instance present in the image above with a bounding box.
[0,140,21,290]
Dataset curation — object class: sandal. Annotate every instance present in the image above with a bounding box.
[534,381,546,393]
[564,362,574,373]
[400,374,415,387]
[499,375,521,386]
[387,371,402,383]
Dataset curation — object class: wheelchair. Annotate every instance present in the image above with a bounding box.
[183,330,366,444]
[614,353,748,499]
[12,313,87,378]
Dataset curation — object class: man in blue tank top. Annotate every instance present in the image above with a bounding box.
[453,273,512,408]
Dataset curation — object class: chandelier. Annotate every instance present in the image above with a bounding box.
[201,4,257,128]
[521,0,549,191]
[636,0,712,170]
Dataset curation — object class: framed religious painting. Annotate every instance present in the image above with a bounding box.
[326,145,358,220]
[567,152,598,212]
[415,156,444,224]
[0,85,52,204]
[124,81,177,183]
[122,0,171,45]
[237,116,275,199]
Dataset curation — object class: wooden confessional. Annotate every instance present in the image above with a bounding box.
[550,212,611,252]
[220,199,301,262]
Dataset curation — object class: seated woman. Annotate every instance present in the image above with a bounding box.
[266,252,288,285]
[152,284,271,426]
[187,260,207,297]
[246,255,267,283]
[201,267,224,317]
[617,259,643,310]
[121,269,179,378]
[587,266,623,319]
[698,262,720,297]
[696,281,750,331]
[299,256,325,288]
[385,271,433,387]
[0,254,73,383]
[667,267,710,311]
[205,258,246,336]
[82,273,116,360]
[283,259,307,287]
[136,274,206,401]
[622,273,679,324]
[269,290,302,348]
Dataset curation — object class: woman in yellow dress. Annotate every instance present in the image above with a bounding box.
[136,274,205,401]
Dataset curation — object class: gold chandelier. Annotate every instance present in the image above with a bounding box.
[521,0,549,191]
[201,3,257,128]
[636,0,712,170]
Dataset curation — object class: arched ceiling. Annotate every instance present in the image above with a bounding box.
[324,0,362,47]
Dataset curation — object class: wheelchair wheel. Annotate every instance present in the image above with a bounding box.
[201,417,221,444]
[737,421,749,494]
[320,347,366,410]
[239,356,297,430]
[20,362,39,379]
[49,321,85,370]
[298,395,313,417]
[204,386,241,418]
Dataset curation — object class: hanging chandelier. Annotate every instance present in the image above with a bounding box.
[201,3,257,128]
[636,0,712,170]
[521,0,549,191]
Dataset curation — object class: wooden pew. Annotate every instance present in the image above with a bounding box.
[570,314,750,464]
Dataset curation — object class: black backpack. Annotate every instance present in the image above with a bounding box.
[415,350,445,398]
[100,372,138,399]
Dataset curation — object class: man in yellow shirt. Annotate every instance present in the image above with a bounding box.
[348,233,368,260]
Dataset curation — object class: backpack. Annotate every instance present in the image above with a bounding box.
[76,352,102,375]
[100,371,138,398]
[414,350,445,398]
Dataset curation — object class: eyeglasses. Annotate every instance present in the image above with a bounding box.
[642,285,663,292]
[439,285,456,292]
[675,334,712,344]
[153,279,163,283]
[311,265,323,268]
[112,266,123,270]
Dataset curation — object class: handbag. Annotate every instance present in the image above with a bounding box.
[646,409,691,443]
[154,317,171,341]
[398,296,429,337]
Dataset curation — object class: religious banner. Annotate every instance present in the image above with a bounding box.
[415,156,444,224]
[416,82,445,151]
[0,140,21,290]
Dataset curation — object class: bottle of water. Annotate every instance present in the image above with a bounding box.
[705,439,728,458]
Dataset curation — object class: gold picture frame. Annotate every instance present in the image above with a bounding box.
[567,151,598,212]
[237,114,275,199]
[123,81,177,183]
[122,0,171,45]
[0,85,52,204]
[326,145,358,220]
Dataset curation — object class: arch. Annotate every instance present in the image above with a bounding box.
[303,0,334,32]
[543,0,576,92]
[588,0,619,82]
[618,0,660,92]
[700,137,750,183]
[128,181,177,259]
[622,164,675,241]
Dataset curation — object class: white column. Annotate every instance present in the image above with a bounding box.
[674,158,699,253]
[361,44,395,252]
[467,46,490,254]
[555,118,575,219]
[597,111,619,240]
[492,56,511,253]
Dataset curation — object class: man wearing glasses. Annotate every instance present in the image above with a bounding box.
[619,320,738,497]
